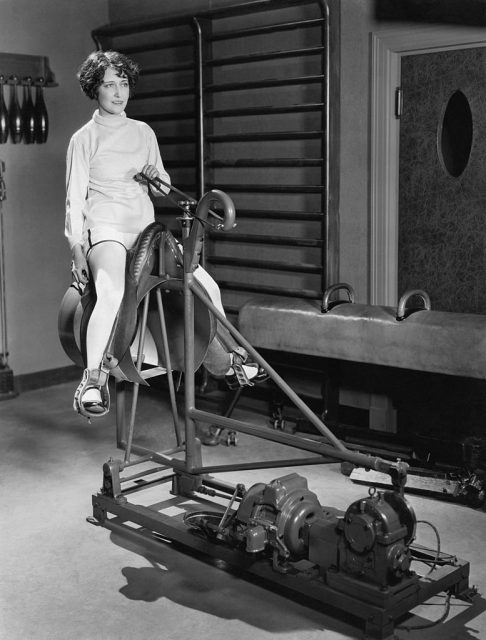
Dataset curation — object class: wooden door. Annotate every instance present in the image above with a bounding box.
[398,47,486,313]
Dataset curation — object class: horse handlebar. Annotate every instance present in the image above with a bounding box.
[134,173,236,232]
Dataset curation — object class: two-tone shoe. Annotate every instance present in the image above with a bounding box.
[225,348,269,390]
[73,367,110,419]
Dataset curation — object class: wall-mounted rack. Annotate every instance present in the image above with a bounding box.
[0,53,56,144]
[0,52,57,87]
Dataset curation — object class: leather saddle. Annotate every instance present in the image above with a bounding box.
[58,222,216,384]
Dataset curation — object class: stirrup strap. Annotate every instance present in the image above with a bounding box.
[231,348,254,388]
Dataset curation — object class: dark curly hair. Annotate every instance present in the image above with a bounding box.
[77,50,140,100]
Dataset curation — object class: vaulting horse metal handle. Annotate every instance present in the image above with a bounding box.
[321,282,355,313]
[396,288,431,321]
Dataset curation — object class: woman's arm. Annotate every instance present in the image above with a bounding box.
[65,133,89,249]
[65,133,90,282]
[144,125,171,198]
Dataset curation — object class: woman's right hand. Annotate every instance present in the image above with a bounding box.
[71,244,89,284]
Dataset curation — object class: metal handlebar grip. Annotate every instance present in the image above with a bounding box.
[196,189,236,232]
[396,289,431,321]
[321,282,355,313]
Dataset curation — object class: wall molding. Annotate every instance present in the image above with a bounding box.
[370,24,486,305]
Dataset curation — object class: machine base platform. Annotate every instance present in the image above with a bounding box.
[91,487,473,640]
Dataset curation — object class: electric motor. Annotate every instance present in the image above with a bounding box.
[234,473,322,559]
[339,489,416,586]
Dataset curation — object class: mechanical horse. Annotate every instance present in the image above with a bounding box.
[58,180,476,640]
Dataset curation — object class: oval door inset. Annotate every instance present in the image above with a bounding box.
[438,89,473,178]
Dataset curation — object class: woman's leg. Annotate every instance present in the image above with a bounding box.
[85,241,127,370]
[74,241,127,416]
[194,266,232,375]
[194,266,267,387]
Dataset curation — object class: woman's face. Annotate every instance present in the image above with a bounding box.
[96,67,129,117]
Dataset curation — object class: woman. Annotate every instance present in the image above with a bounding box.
[66,50,265,419]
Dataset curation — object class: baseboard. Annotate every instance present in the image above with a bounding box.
[15,364,80,393]
[0,366,17,400]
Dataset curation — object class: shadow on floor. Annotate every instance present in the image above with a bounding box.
[110,530,357,636]
[108,526,486,640]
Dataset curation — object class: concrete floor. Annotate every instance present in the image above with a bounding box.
[1,380,486,640]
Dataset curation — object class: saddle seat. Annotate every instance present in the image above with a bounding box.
[58,222,216,384]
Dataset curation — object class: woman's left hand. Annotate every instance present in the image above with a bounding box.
[141,164,160,182]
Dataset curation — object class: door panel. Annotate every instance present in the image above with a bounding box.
[399,47,486,313]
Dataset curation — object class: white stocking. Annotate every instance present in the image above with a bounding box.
[86,241,127,371]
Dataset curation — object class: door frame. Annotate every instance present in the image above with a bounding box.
[370,24,486,305]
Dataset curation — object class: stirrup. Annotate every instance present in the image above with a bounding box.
[73,367,110,419]
[225,347,269,390]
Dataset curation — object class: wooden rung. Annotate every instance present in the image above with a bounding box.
[205,74,324,93]
[207,158,323,168]
[218,280,321,298]
[119,38,194,55]
[205,183,324,194]
[132,86,195,100]
[207,256,322,274]
[206,45,325,68]
[205,104,324,119]
[210,17,324,42]
[209,232,323,248]
[140,61,195,76]
[206,130,323,143]
[129,111,195,122]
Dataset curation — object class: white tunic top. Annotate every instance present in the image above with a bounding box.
[65,110,170,249]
